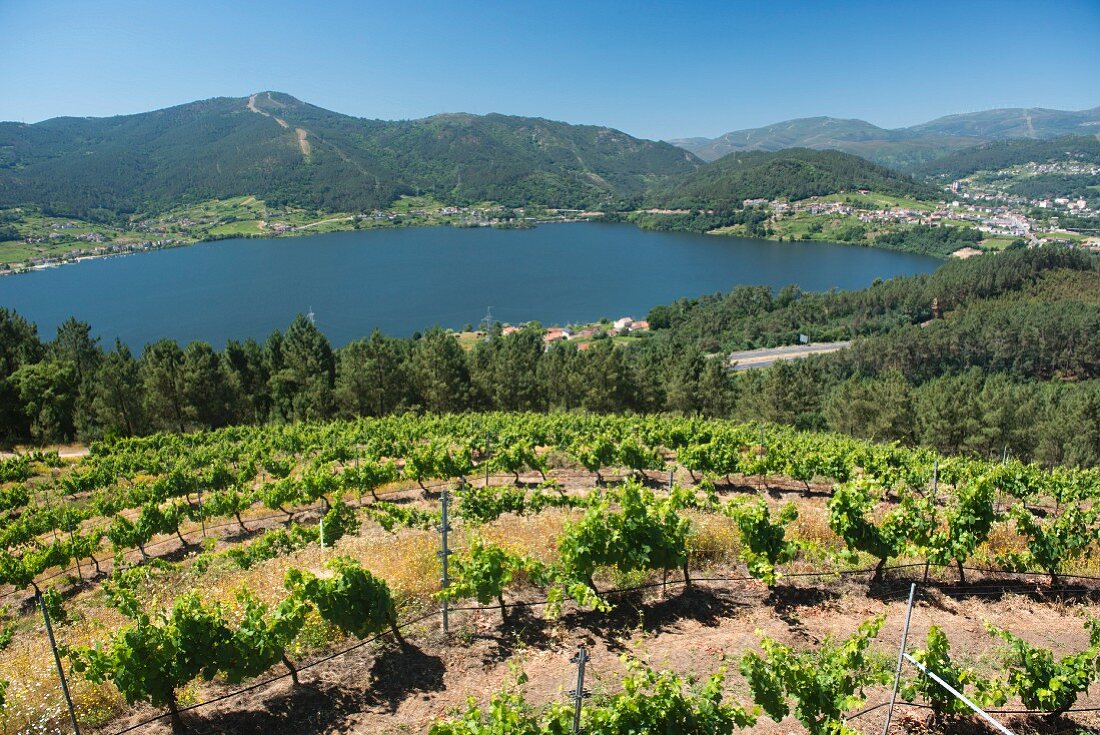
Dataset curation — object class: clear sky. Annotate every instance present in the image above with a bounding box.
[1,0,1097,140]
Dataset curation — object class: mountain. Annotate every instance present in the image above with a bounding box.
[649,148,939,209]
[909,106,1100,139]
[913,134,1100,180]
[0,92,701,218]
[668,117,904,159]
[671,106,1100,169]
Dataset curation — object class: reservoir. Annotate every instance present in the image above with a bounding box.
[0,223,940,348]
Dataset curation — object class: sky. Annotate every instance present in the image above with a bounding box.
[1,0,1098,141]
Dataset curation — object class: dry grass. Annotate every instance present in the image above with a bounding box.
[0,601,128,734]
[685,511,739,569]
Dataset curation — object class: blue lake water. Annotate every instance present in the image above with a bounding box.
[0,223,940,348]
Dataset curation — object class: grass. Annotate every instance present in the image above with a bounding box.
[979,236,1019,251]
[712,211,871,245]
[814,192,937,211]
[1038,230,1087,243]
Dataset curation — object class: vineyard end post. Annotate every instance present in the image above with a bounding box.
[924,462,937,584]
[39,590,81,735]
[570,644,590,735]
[69,527,82,583]
[882,582,916,735]
[438,486,453,635]
[196,479,206,539]
[485,433,491,487]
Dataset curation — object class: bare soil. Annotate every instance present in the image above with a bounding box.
[102,572,1100,735]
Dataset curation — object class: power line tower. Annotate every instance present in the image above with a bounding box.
[481,306,494,341]
[307,306,316,326]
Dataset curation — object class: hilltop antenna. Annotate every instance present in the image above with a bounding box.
[307,306,316,325]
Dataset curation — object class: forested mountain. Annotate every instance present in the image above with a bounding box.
[670,106,1100,169]
[0,92,700,219]
[648,148,939,209]
[912,135,1100,179]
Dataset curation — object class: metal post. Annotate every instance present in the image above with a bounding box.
[319,516,324,550]
[904,653,1016,735]
[570,645,590,735]
[668,468,674,492]
[882,582,916,735]
[485,433,491,487]
[196,479,206,539]
[44,489,60,542]
[438,486,453,634]
[69,527,82,584]
[39,591,81,735]
[924,463,937,583]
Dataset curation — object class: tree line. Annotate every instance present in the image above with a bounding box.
[1,248,1097,468]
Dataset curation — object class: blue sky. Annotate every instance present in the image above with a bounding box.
[1,0,1097,140]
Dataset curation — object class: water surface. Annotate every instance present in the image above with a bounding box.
[0,223,940,347]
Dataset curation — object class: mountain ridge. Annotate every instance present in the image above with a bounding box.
[670,106,1100,168]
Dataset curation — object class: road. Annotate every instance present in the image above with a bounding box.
[727,341,852,371]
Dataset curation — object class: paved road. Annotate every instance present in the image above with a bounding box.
[727,341,852,371]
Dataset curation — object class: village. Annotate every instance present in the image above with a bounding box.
[742,168,1100,253]
[449,315,654,355]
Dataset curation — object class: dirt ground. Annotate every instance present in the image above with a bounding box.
[102,571,1100,735]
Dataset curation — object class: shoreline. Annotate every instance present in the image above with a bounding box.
[0,216,604,278]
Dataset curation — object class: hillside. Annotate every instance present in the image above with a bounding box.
[648,148,939,209]
[0,92,700,218]
[912,134,1100,179]
[671,105,1100,169]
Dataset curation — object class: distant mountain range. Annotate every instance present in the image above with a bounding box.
[2,94,1096,222]
[669,107,1100,169]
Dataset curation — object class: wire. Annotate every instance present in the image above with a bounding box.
[110,608,440,735]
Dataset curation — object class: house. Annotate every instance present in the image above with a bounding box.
[613,317,634,331]
[543,328,571,345]
[501,325,522,336]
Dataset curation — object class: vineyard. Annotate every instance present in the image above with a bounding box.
[2,413,1100,734]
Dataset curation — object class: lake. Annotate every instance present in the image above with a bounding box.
[0,223,940,348]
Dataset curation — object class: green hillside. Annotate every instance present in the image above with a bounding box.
[0,92,700,219]
[912,134,1100,179]
[648,148,939,209]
